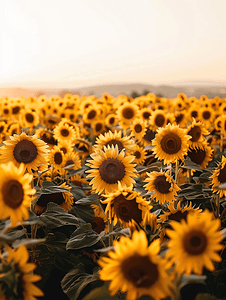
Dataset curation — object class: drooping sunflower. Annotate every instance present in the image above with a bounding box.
[62,152,81,171]
[0,133,49,173]
[90,204,108,234]
[149,109,167,130]
[35,127,57,150]
[94,130,135,152]
[86,145,137,195]
[166,210,223,276]
[210,155,226,197]
[0,245,44,300]
[186,119,210,149]
[0,162,36,227]
[70,174,89,187]
[130,119,147,142]
[35,182,74,214]
[144,171,180,204]
[131,144,147,166]
[101,184,152,227]
[158,201,201,224]
[43,114,60,129]
[152,123,191,165]
[174,110,188,128]
[187,141,213,169]
[73,138,93,159]
[53,122,76,143]
[140,126,156,147]
[98,230,173,300]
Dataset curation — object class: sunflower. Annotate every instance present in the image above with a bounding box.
[90,204,108,234]
[7,122,22,136]
[53,122,76,143]
[174,110,188,127]
[214,115,222,131]
[186,119,210,149]
[158,201,201,224]
[0,120,7,136]
[130,119,147,142]
[0,133,49,173]
[210,155,226,197]
[98,231,173,300]
[105,113,118,127]
[86,145,137,195]
[117,102,138,127]
[166,210,223,276]
[63,152,81,170]
[35,128,57,150]
[70,174,89,187]
[73,138,93,159]
[35,182,74,214]
[57,140,74,155]
[152,123,190,165]
[20,109,39,128]
[199,107,215,127]
[131,144,147,166]
[0,245,43,300]
[187,141,213,169]
[101,184,152,227]
[139,107,152,122]
[91,119,106,136]
[140,126,156,147]
[144,171,180,204]
[187,104,200,121]
[48,146,65,169]
[0,162,36,227]
[149,110,167,130]
[43,114,60,129]
[83,106,99,124]
[94,130,135,152]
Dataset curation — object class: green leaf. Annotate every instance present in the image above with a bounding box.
[66,224,102,250]
[61,264,101,300]
[39,203,85,228]
[82,282,122,300]
[183,157,203,172]
[75,194,99,205]
[12,238,46,248]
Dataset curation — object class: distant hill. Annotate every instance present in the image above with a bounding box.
[1,82,226,98]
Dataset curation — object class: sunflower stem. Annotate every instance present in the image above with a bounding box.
[175,160,179,184]
[108,219,114,247]
[188,169,192,183]
[215,194,220,218]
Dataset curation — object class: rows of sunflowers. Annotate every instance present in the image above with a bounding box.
[0,92,225,300]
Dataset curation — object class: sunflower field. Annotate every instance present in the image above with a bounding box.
[0,92,226,300]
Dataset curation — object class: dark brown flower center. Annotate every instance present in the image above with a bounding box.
[183,230,207,255]
[175,114,184,124]
[160,133,182,154]
[54,152,63,165]
[25,113,34,123]
[87,109,96,120]
[168,210,188,222]
[12,106,20,114]
[188,148,206,165]
[60,147,67,154]
[41,133,57,145]
[122,107,134,120]
[188,126,201,142]
[121,255,159,288]
[3,108,9,115]
[202,111,211,120]
[2,180,24,209]
[65,159,74,168]
[37,192,65,207]
[13,139,38,163]
[143,128,155,142]
[155,114,165,127]
[109,117,115,124]
[143,111,151,119]
[191,111,198,118]
[61,129,69,137]
[134,124,142,133]
[154,175,171,194]
[95,123,103,132]
[218,165,226,183]
[105,139,124,150]
[0,126,4,133]
[112,194,142,223]
[91,216,105,234]
[99,158,125,184]
[134,151,141,159]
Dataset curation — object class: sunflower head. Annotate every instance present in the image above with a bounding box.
[90,204,108,234]
[98,231,173,300]
[210,155,226,197]
[187,141,213,169]
[86,145,137,195]
[0,245,43,300]
[152,123,191,165]
[166,210,223,276]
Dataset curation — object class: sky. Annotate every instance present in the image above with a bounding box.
[1,0,226,88]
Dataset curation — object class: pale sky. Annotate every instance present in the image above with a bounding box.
[1,0,226,88]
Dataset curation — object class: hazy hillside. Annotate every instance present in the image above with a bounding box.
[0,82,226,98]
